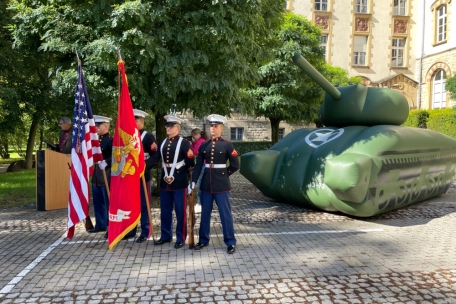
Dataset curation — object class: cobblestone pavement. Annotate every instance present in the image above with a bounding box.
[0,173,456,303]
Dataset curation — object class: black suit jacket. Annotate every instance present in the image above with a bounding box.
[57,129,72,154]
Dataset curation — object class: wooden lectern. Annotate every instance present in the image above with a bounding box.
[36,150,72,211]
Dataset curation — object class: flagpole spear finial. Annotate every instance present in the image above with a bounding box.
[118,49,122,61]
[75,50,81,66]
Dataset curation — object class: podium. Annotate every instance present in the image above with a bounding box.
[36,150,72,211]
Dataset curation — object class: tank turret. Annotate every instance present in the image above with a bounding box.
[240,53,456,217]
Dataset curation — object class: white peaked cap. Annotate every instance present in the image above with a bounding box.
[207,114,227,125]
[133,109,148,118]
[93,115,112,123]
[164,115,184,124]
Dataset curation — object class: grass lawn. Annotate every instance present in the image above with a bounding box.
[0,169,36,209]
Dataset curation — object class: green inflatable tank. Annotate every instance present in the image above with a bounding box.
[240,53,456,217]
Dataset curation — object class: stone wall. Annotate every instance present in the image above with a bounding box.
[177,112,314,141]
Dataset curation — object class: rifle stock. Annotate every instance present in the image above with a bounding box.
[84,216,94,230]
[188,190,195,249]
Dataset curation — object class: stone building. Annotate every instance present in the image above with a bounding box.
[416,0,455,109]
[287,0,456,110]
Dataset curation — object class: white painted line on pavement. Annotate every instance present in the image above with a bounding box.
[0,233,67,294]
[212,228,384,238]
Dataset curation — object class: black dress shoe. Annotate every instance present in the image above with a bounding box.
[227,245,236,254]
[174,242,184,249]
[136,236,148,243]
[193,242,208,250]
[154,239,172,245]
[87,228,106,233]
[122,234,134,240]
[103,232,108,239]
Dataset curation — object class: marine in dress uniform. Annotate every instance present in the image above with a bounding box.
[87,115,113,233]
[130,109,158,243]
[146,115,195,249]
[190,114,239,254]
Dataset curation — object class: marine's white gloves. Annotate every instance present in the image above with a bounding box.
[98,160,108,170]
[187,182,196,194]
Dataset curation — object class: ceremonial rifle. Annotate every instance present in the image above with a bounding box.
[188,189,195,249]
[141,175,154,239]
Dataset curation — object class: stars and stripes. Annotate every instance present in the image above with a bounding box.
[67,63,103,239]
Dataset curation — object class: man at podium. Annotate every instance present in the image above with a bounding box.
[57,117,73,154]
[87,115,113,234]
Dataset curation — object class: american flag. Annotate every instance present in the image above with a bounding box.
[67,63,103,239]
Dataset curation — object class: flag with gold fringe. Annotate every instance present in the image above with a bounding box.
[108,58,144,249]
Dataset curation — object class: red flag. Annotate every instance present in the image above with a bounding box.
[108,59,144,249]
[67,63,103,239]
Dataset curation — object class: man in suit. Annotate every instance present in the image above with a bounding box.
[129,109,158,243]
[56,117,73,154]
[146,115,195,249]
[87,115,113,234]
[189,114,239,254]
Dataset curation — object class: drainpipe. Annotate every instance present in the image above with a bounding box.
[417,0,426,109]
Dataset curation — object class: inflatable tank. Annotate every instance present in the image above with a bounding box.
[240,53,456,217]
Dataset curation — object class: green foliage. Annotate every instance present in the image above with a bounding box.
[323,64,362,87]
[426,108,456,138]
[232,141,273,155]
[9,0,285,121]
[0,169,36,209]
[244,12,325,143]
[402,109,429,128]
[446,74,456,100]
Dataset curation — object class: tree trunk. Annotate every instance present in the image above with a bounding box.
[24,117,39,169]
[270,117,280,144]
[154,112,166,141]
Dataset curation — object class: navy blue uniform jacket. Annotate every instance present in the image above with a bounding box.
[192,137,239,193]
[140,130,157,182]
[92,133,113,186]
[146,135,194,190]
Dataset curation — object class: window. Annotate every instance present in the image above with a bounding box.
[394,0,406,16]
[432,70,447,109]
[230,128,244,141]
[355,0,368,13]
[321,35,328,58]
[353,36,367,66]
[278,129,285,140]
[437,6,447,43]
[392,38,406,67]
[315,0,328,11]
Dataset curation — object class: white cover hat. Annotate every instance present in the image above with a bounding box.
[133,109,148,118]
[164,115,184,125]
[207,114,227,125]
[93,115,112,123]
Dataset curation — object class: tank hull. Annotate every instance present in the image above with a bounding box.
[240,125,456,217]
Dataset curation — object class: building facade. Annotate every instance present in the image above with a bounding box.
[416,0,455,109]
[287,0,420,108]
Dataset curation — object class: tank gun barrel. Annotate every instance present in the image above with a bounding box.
[292,53,341,100]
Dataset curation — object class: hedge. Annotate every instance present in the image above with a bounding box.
[232,141,273,155]
[402,107,456,138]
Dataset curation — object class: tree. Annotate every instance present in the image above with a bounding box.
[324,64,362,87]
[244,12,326,143]
[446,74,456,101]
[9,0,285,141]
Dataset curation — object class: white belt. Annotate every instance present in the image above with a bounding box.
[205,164,227,168]
[144,152,149,160]
[165,160,185,169]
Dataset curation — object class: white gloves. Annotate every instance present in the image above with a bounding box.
[187,182,195,194]
[98,160,108,170]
